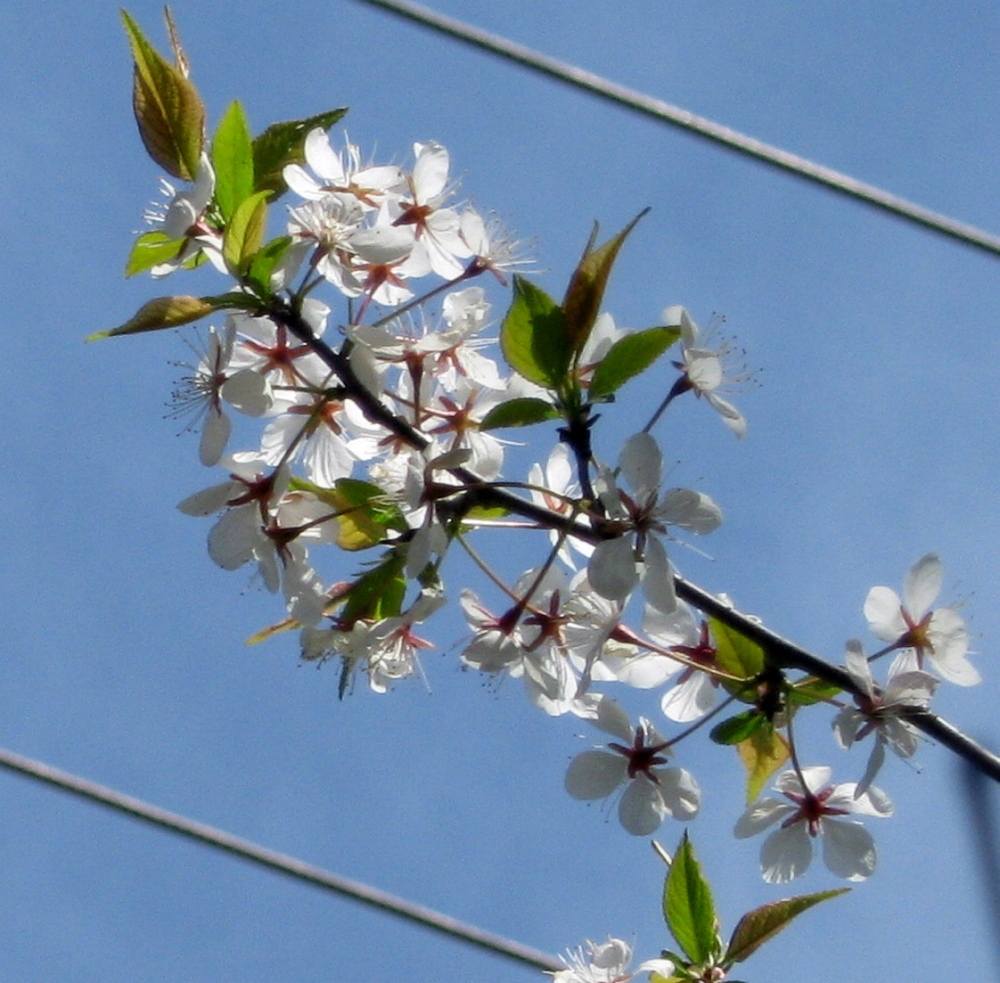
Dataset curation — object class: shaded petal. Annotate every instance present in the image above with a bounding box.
[760,824,813,883]
[618,776,667,835]
[591,696,635,741]
[904,553,942,616]
[864,586,906,640]
[686,349,723,390]
[658,488,723,534]
[177,480,238,516]
[662,304,697,345]
[207,507,260,570]
[822,820,876,880]
[777,765,829,796]
[614,653,680,689]
[661,673,717,723]
[854,741,886,798]
[843,639,874,696]
[734,797,795,837]
[619,432,661,499]
[198,407,230,467]
[565,751,626,800]
[588,536,638,602]
[655,766,701,819]
[929,648,981,687]
[928,607,972,667]
[589,939,632,974]
[640,537,676,613]
[706,392,747,438]
[222,368,272,416]
[827,782,893,817]
[831,707,864,750]
[642,601,699,648]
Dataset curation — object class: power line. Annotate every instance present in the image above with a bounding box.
[0,745,561,974]
[348,0,1000,260]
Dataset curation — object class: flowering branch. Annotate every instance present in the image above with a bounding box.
[96,10,1000,975]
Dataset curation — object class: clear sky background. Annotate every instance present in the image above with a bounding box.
[2,2,1000,980]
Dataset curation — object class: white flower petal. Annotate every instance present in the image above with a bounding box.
[831,707,863,750]
[686,349,723,391]
[221,368,272,416]
[760,823,813,883]
[177,481,237,516]
[614,653,680,689]
[843,639,874,695]
[640,537,676,613]
[661,674,716,723]
[207,508,260,571]
[777,765,829,796]
[619,432,662,499]
[822,819,876,881]
[618,775,667,835]
[564,751,626,800]
[904,553,942,616]
[734,798,795,838]
[198,408,230,467]
[588,536,638,602]
[411,140,450,200]
[706,392,747,438]
[864,586,906,640]
[854,742,886,798]
[930,648,981,687]
[658,488,723,534]
[656,766,701,819]
[591,696,635,742]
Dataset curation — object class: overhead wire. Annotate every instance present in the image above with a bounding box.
[0,746,562,973]
[348,0,1000,260]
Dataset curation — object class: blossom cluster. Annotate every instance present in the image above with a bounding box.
[112,17,994,980]
[128,68,979,894]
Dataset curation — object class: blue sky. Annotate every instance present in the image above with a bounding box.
[2,1,1000,980]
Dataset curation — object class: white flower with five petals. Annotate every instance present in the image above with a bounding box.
[551,938,673,983]
[565,697,700,835]
[864,553,978,686]
[588,433,722,613]
[833,639,938,793]
[662,305,747,437]
[734,765,892,883]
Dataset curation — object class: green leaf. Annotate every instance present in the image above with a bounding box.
[124,231,184,277]
[724,889,849,966]
[709,710,765,746]
[252,108,348,199]
[301,477,406,551]
[340,551,406,625]
[246,235,293,295]
[663,833,720,966]
[88,294,220,340]
[788,673,844,705]
[121,9,205,180]
[223,190,270,276]
[786,677,844,707]
[562,208,649,360]
[212,100,255,222]
[589,326,681,398]
[499,276,570,388]
[479,397,560,430]
[709,617,764,681]
[736,722,790,803]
